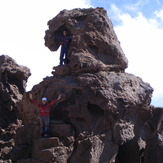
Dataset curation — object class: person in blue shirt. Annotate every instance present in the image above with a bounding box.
[59,30,72,65]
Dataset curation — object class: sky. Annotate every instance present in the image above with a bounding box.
[0,0,163,107]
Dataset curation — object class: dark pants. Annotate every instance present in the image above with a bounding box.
[60,47,68,65]
[39,116,50,134]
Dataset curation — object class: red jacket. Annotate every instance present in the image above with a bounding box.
[31,99,58,117]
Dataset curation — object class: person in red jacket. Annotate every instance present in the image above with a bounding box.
[29,93,61,137]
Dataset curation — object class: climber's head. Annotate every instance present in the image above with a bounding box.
[63,30,67,36]
[41,97,48,105]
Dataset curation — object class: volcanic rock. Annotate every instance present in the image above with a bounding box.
[45,7,128,74]
[5,7,163,163]
[0,55,31,161]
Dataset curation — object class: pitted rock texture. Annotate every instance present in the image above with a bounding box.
[0,55,31,161]
[3,8,162,163]
[44,7,128,74]
[14,70,156,163]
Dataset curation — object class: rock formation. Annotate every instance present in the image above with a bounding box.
[44,7,128,74]
[0,7,162,163]
[0,55,31,161]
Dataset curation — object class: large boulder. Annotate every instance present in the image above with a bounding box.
[44,7,128,74]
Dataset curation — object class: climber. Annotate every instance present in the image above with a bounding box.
[29,93,61,137]
[50,30,72,65]
[59,30,72,65]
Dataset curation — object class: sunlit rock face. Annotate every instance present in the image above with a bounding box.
[4,8,162,163]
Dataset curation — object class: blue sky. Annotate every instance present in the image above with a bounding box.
[92,0,161,15]
[91,0,163,24]
[0,0,163,107]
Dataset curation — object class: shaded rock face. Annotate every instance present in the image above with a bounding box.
[6,7,162,163]
[44,7,128,74]
[0,55,31,161]
[115,107,163,163]
[143,108,163,163]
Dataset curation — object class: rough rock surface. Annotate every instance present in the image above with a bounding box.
[44,7,128,74]
[1,8,163,163]
[0,55,31,161]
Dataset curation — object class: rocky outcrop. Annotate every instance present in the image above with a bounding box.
[0,55,31,161]
[44,7,128,74]
[15,72,157,163]
[1,8,162,163]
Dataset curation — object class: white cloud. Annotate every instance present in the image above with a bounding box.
[109,5,163,104]
[124,0,145,12]
[152,92,163,106]
[154,9,163,21]
[0,0,91,91]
